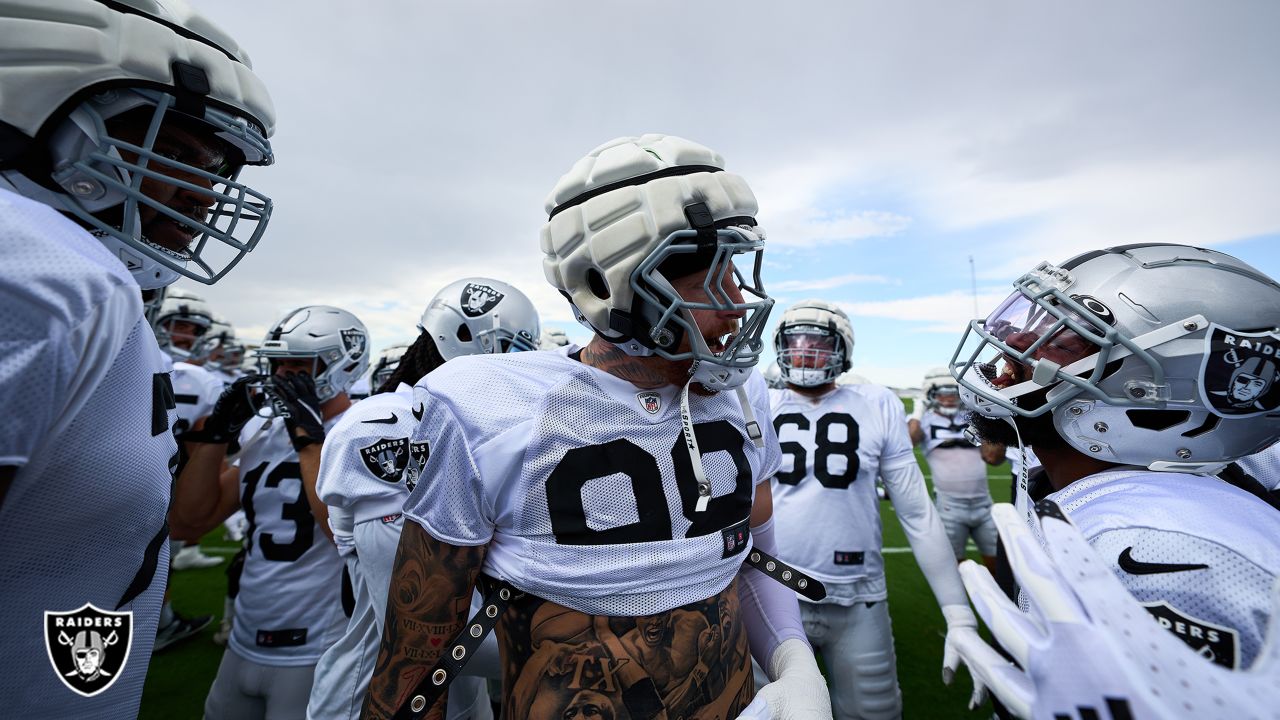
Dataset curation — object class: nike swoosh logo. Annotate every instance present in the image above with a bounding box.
[411,404,424,421]
[362,413,398,425]
[1118,547,1208,575]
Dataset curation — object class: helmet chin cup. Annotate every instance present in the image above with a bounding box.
[689,359,753,391]
[785,367,833,387]
[956,363,1017,418]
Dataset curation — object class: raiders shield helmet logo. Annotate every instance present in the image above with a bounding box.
[1198,324,1280,417]
[403,441,430,492]
[340,327,367,361]
[44,604,132,697]
[1142,602,1240,669]
[460,283,504,318]
[637,391,662,415]
[359,437,410,483]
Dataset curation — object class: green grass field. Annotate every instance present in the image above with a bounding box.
[142,399,1007,719]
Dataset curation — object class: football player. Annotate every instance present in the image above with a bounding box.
[908,367,1005,571]
[307,278,541,720]
[204,315,248,386]
[367,343,412,393]
[954,243,1280,671]
[365,135,830,720]
[172,306,369,720]
[0,1,273,716]
[767,302,979,720]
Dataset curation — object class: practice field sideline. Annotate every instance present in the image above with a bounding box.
[142,403,1006,719]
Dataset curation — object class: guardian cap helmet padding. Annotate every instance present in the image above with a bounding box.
[541,134,773,391]
[257,306,369,402]
[773,300,855,387]
[0,0,275,289]
[950,243,1280,472]
[418,278,541,361]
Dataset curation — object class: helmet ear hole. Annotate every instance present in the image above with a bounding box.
[586,269,611,300]
[456,324,473,343]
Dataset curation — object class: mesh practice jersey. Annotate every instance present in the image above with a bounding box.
[1236,442,1280,491]
[0,188,176,718]
[317,384,420,525]
[404,346,781,616]
[170,360,223,437]
[229,414,347,666]
[918,410,989,499]
[768,385,917,590]
[1049,470,1280,669]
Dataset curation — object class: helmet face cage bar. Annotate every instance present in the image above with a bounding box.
[776,326,844,386]
[949,262,1168,418]
[253,348,340,400]
[631,227,773,370]
[54,90,273,285]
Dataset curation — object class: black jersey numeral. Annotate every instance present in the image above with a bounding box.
[242,461,313,562]
[772,412,862,489]
[546,420,753,546]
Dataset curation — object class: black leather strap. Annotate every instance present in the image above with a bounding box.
[745,547,827,602]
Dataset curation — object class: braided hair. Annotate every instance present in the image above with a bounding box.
[374,330,447,395]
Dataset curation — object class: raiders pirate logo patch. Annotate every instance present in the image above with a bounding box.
[403,440,430,492]
[340,327,367,361]
[1198,324,1280,418]
[1142,602,1240,669]
[45,604,132,697]
[637,391,662,415]
[359,437,410,483]
[460,282,504,318]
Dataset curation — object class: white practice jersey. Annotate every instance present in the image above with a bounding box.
[230,414,347,666]
[1048,470,1280,669]
[1236,442,1280,491]
[208,366,240,387]
[405,346,781,616]
[0,188,176,718]
[317,384,421,526]
[768,385,917,594]
[171,360,223,437]
[918,410,989,499]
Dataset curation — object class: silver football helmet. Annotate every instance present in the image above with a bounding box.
[773,300,855,388]
[256,306,370,401]
[950,243,1280,472]
[923,366,962,416]
[540,328,571,350]
[541,134,773,391]
[369,343,411,390]
[0,0,275,289]
[199,315,244,371]
[153,287,214,361]
[419,278,540,361]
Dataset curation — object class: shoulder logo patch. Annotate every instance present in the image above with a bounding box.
[460,282,504,318]
[403,441,430,492]
[637,391,662,415]
[1142,601,1240,669]
[45,604,132,697]
[1198,324,1280,417]
[359,437,410,483]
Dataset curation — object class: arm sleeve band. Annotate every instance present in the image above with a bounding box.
[882,461,970,609]
[741,516,810,672]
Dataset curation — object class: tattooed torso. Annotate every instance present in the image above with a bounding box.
[498,577,753,720]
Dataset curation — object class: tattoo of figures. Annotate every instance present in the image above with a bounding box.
[363,521,485,719]
[502,578,753,720]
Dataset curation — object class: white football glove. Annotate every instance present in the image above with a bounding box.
[952,502,1280,720]
[735,638,832,720]
[939,603,988,709]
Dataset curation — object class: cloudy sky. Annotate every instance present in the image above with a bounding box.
[183,0,1280,388]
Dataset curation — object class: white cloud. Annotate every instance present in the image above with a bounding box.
[770,273,895,292]
[837,290,1011,332]
[766,209,912,248]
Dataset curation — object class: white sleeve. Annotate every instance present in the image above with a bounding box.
[883,461,970,609]
[401,380,493,546]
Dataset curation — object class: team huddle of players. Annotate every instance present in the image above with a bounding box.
[4,3,1280,720]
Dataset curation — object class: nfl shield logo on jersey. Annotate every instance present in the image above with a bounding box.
[460,282,504,318]
[44,604,132,697]
[359,437,410,482]
[637,391,662,415]
[1198,324,1280,417]
[340,327,367,360]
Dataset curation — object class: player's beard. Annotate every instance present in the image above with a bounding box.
[964,387,1070,451]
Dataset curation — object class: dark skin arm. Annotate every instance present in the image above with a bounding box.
[980,440,1007,466]
[363,519,487,720]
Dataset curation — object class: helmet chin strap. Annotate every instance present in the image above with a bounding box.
[676,375,765,513]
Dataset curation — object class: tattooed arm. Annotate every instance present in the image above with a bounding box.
[363,519,487,720]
